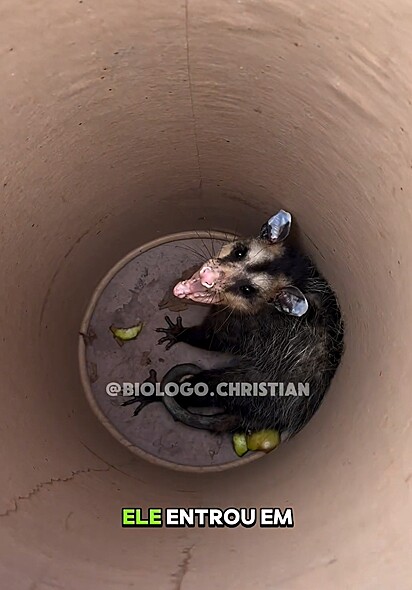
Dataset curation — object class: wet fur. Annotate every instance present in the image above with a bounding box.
[166,238,344,438]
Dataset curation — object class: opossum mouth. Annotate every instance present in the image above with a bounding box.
[173,269,222,304]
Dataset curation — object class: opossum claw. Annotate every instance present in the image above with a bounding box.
[155,315,186,349]
[121,369,158,415]
[156,315,184,331]
[164,315,174,328]
[156,336,175,349]
[131,399,154,416]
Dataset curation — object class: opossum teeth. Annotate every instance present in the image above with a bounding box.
[200,267,215,289]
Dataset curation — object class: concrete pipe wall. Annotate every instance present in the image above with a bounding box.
[1,0,411,588]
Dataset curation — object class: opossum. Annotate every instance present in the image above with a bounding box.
[153,210,344,440]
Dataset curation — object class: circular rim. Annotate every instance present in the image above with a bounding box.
[78,230,266,473]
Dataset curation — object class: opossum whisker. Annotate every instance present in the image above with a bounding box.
[232,219,242,242]
[249,245,269,261]
[194,231,214,260]
[210,304,230,318]
[205,229,218,258]
[176,244,206,261]
[214,306,235,336]
[176,244,204,257]
[208,305,232,350]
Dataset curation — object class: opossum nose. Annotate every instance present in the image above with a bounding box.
[200,266,221,288]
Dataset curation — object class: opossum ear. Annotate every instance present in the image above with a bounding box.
[260,210,292,243]
[272,286,308,317]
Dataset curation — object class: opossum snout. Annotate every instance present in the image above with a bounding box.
[172,261,226,304]
[199,265,222,289]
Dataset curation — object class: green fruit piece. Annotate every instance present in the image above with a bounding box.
[110,323,143,341]
[246,429,280,453]
[232,432,248,457]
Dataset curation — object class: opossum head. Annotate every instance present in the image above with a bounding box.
[173,210,309,316]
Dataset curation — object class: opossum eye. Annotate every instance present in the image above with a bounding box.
[232,244,248,259]
[239,284,257,297]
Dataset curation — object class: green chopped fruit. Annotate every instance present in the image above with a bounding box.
[246,429,280,453]
[110,323,143,341]
[233,432,248,457]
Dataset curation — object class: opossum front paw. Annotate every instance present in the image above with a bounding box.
[121,369,159,416]
[155,315,185,350]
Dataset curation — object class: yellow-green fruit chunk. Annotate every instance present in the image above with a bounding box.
[246,429,280,453]
[233,433,248,457]
[110,324,143,341]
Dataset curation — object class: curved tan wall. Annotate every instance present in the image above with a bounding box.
[1,0,411,587]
